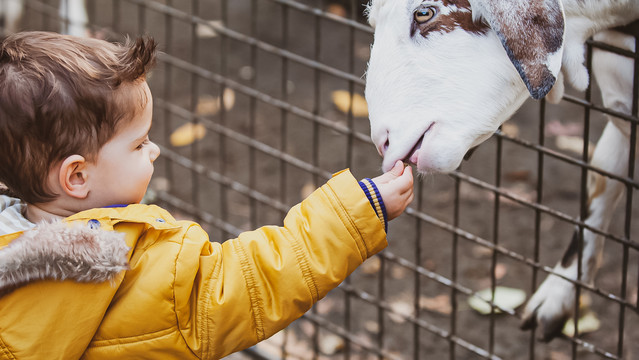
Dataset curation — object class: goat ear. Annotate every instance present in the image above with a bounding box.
[472,0,565,100]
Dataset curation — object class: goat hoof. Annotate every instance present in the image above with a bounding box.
[520,273,576,342]
[521,305,570,342]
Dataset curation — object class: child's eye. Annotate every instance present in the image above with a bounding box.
[136,139,150,150]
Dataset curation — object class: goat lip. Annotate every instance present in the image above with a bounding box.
[403,135,423,165]
[402,122,435,165]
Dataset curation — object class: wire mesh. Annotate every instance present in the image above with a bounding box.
[3,1,638,359]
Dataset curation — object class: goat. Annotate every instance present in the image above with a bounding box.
[0,0,88,37]
[364,0,639,342]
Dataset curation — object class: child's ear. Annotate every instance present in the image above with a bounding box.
[59,155,89,199]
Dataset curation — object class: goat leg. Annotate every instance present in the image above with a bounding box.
[521,29,635,341]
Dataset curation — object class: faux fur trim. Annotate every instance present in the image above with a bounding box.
[0,221,130,294]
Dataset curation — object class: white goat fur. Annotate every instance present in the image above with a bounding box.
[0,0,88,37]
[365,0,638,342]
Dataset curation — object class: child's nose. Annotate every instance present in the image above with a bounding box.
[149,141,160,162]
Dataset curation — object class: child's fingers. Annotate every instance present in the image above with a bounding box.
[389,160,405,176]
[373,161,405,184]
[394,165,414,190]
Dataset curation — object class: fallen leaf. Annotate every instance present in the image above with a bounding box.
[419,294,452,315]
[472,245,493,259]
[424,259,437,271]
[562,312,601,337]
[316,297,335,315]
[359,256,381,275]
[300,321,315,338]
[555,135,594,157]
[258,330,314,360]
[500,122,520,138]
[459,182,490,202]
[286,80,295,95]
[170,122,207,147]
[364,320,379,334]
[150,177,170,192]
[468,286,526,315]
[549,351,571,360]
[355,44,371,60]
[388,300,413,324]
[390,265,407,279]
[504,170,531,182]
[326,4,347,17]
[238,65,255,81]
[494,263,507,280]
[195,20,223,39]
[196,88,236,116]
[545,120,582,137]
[498,183,536,206]
[319,333,345,355]
[300,182,316,199]
[577,294,592,313]
[331,90,368,117]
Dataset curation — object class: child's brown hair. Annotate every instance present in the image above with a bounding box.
[0,31,157,204]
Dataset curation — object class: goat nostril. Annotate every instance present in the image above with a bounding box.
[376,130,390,157]
[379,139,389,157]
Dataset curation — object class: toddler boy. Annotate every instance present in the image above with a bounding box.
[0,31,413,359]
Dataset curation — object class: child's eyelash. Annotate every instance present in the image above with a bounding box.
[136,139,150,149]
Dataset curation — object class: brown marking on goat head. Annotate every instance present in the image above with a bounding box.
[412,0,489,38]
[485,0,564,99]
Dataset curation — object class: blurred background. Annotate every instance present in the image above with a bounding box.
[2,1,638,359]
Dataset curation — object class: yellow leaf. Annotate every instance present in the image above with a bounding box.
[468,286,526,315]
[555,135,594,157]
[170,122,207,147]
[331,90,368,117]
[500,122,520,138]
[195,20,223,39]
[562,312,600,337]
[300,182,316,199]
[494,263,507,280]
[196,88,236,116]
[319,334,345,355]
[359,256,381,275]
[419,294,452,315]
[326,4,347,17]
[388,300,413,324]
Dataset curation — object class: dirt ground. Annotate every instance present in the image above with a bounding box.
[13,0,639,359]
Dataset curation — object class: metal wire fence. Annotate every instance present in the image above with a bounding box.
[3,0,638,359]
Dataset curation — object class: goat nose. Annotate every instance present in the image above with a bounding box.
[376,132,389,157]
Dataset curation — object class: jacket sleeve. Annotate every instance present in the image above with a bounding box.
[174,169,387,359]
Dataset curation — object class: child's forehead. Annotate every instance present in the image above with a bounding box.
[114,80,151,116]
[123,80,151,106]
[111,81,152,132]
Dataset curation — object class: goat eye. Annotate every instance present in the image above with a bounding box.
[414,6,436,24]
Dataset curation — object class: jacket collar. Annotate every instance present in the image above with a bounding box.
[0,204,177,295]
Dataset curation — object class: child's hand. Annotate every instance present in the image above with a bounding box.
[371,161,414,220]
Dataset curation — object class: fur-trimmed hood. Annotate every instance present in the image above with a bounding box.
[0,221,130,295]
[0,196,131,295]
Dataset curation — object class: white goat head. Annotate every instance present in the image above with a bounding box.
[365,0,565,173]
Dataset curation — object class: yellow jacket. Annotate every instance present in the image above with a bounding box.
[0,170,386,359]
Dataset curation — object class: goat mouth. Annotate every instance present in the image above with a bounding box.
[403,122,435,165]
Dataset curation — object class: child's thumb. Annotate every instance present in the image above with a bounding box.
[389,160,405,177]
